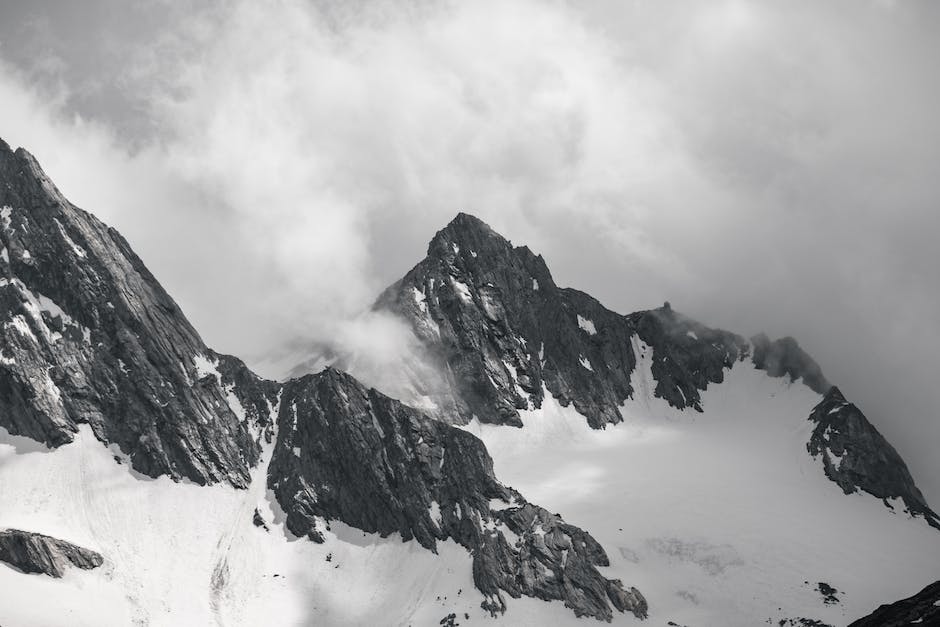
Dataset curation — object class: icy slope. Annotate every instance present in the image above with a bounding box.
[0,391,644,627]
[464,340,940,626]
[1,422,621,626]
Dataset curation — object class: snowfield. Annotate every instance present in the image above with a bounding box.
[465,340,940,626]
[2,338,938,626]
[0,425,602,626]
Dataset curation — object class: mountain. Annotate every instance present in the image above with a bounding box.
[1,141,645,625]
[370,212,940,624]
[376,213,937,530]
[2,142,938,626]
[375,213,835,428]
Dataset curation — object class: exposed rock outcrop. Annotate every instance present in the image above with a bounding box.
[267,367,647,621]
[848,580,940,626]
[808,386,940,529]
[0,528,103,577]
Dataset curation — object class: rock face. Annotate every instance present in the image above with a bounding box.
[376,213,757,428]
[268,367,647,621]
[847,580,940,626]
[374,213,844,428]
[808,387,940,529]
[0,139,267,486]
[0,528,103,577]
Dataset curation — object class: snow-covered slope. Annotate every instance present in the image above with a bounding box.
[5,345,933,626]
[465,340,940,626]
[0,420,611,627]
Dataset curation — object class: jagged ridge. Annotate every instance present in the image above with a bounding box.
[376,213,827,428]
[0,139,271,487]
[808,387,940,529]
[376,212,937,528]
[268,367,647,620]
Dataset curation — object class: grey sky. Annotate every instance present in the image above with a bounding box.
[1,0,938,501]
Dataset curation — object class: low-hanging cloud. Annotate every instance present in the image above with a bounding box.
[1,0,938,501]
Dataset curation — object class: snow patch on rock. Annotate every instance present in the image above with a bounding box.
[577,315,597,336]
[53,218,87,259]
[451,278,472,303]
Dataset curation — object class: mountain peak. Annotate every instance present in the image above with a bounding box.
[0,140,70,212]
[427,212,505,258]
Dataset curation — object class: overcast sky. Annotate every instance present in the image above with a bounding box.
[1,0,938,501]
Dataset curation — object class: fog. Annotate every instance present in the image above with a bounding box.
[1,0,937,500]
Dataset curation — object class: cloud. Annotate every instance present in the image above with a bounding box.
[1,0,938,501]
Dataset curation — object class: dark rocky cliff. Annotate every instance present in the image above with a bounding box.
[268,367,648,621]
[808,386,940,529]
[0,139,267,486]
